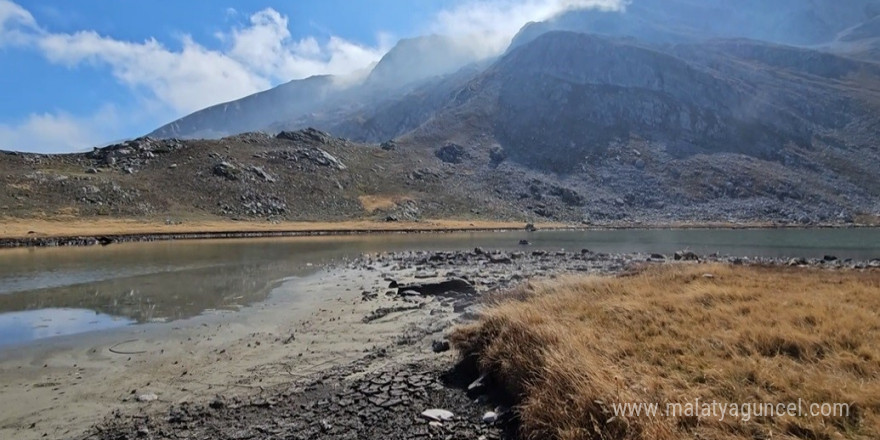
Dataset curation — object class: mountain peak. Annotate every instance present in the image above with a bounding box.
[365,34,486,89]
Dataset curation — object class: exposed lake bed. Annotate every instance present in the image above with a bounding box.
[0,230,878,439]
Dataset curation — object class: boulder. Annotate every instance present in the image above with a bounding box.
[431,340,451,353]
[213,162,239,181]
[435,143,466,164]
[674,250,700,261]
[249,166,276,183]
[397,279,476,296]
[489,146,507,166]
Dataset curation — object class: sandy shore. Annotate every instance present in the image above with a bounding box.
[0,265,451,440]
[2,244,875,439]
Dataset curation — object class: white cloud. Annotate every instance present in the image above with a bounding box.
[31,7,390,115]
[429,0,625,56]
[38,31,273,114]
[0,0,37,46]
[225,8,388,83]
[0,106,120,153]
[1,0,624,152]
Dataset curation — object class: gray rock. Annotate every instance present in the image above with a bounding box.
[213,162,239,181]
[435,144,466,164]
[249,166,276,183]
[398,279,476,296]
[431,340,450,353]
[674,250,700,261]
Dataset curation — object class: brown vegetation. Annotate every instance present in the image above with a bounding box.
[451,264,880,440]
[0,218,565,239]
[358,194,411,213]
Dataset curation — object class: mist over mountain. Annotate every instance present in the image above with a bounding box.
[149,0,880,142]
[149,35,488,139]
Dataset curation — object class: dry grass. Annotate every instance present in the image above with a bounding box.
[0,217,566,239]
[358,194,410,213]
[451,264,880,440]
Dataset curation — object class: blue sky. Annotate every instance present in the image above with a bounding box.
[0,0,620,152]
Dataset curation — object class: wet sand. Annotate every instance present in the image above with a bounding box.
[3,246,876,439]
[0,266,432,440]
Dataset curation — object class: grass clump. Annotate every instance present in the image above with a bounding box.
[451,264,880,440]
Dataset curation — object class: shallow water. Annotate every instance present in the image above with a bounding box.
[0,228,877,346]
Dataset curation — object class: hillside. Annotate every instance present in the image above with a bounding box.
[8,1,880,226]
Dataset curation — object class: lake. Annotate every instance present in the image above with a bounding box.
[0,228,877,346]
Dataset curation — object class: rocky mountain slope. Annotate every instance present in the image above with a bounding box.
[1,124,877,226]
[510,0,880,48]
[7,1,880,225]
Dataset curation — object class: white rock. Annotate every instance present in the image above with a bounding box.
[482,411,498,424]
[421,408,454,422]
[137,393,158,402]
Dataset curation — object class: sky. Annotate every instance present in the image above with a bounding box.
[0,0,621,153]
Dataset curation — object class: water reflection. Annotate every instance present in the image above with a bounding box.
[0,228,877,346]
[0,308,134,346]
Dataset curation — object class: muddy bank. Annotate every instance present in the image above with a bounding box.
[0,227,543,249]
[1,218,874,249]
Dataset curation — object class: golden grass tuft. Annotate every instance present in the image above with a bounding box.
[358,194,410,213]
[450,264,880,440]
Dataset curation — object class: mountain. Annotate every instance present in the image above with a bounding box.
[829,16,880,60]
[149,75,338,139]
[363,35,486,89]
[510,0,880,48]
[290,32,879,222]
[148,35,485,140]
[118,0,880,225]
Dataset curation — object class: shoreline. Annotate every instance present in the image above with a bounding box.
[2,249,877,439]
[0,217,875,248]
